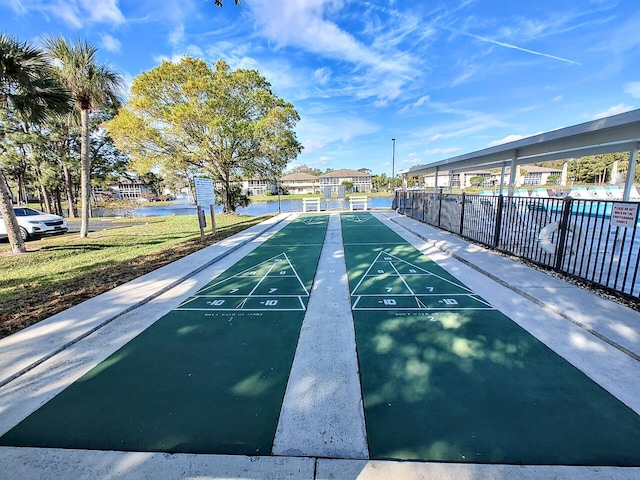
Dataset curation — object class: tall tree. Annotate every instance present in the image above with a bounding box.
[288,164,322,176]
[44,37,123,237]
[0,34,71,253]
[106,57,302,213]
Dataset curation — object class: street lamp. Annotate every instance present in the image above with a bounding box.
[277,179,281,213]
[391,138,396,191]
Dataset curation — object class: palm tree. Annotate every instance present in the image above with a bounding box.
[44,37,123,238]
[0,34,72,254]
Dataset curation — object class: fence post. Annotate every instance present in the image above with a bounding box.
[437,191,443,227]
[412,192,417,217]
[459,192,466,235]
[554,196,573,270]
[422,192,426,222]
[493,194,504,247]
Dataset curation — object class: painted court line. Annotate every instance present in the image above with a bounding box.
[273,213,368,459]
[349,246,492,312]
[176,251,311,312]
[343,212,640,465]
[0,212,640,480]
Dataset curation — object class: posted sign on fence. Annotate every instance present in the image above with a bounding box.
[611,203,639,228]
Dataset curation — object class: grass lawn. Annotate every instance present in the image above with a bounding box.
[0,214,270,338]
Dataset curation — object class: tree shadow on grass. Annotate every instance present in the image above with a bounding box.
[0,217,267,338]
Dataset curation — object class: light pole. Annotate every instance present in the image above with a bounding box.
[391,138,396,191]
[277,179,281,213]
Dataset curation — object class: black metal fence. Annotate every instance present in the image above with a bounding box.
[394,190,640,300]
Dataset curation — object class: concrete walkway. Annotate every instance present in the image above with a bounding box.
[1,211,639,479]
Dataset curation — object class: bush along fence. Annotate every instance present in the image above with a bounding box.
[393,190,640,300]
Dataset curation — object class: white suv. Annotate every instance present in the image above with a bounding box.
[0,207,68,241]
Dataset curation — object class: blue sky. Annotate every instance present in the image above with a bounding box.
[1,0,639,177]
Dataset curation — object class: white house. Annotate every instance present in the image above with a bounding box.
[421,165,564,189]
[280,173,319,194]
[422,170,493,189]
[519,165,563,186]
[104,176,154,199]
[319,169,372,194]
[242,178,275,196]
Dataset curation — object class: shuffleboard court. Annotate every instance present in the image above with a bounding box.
[341,212,640,465]
[0,214,328,455]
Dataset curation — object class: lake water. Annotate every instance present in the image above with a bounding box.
[93,197,392,218]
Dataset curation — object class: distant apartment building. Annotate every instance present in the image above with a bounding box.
[98,176,153,199]
[242,178,274,196]
[423,170,493,189]
[280,173,319,194]
[422,165,564,189]
[319,168,372,194]
[520,165,563,186]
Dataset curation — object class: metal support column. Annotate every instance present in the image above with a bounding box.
[508,149,519,196]
[623,143,639,201]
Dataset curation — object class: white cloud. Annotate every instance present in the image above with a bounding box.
[296,114,380,154]
[4,0,125,28]
[169,24,185,45]
[4,0,27,14]
[83,0,125,25]
[184,44,204,58]
[423,147,461,156]
[487,134,526,147]
[49,0,124,28]
[399,95,431,114]
[248,1,365,58]
[593,103,635,119]
[101,33,121,52]
[313,67,332,86]
[411,101,509,146]
[551,95,563,102]
[152,53,190,65]
[118,71,135,99]
[244,0,418,103]
[451,67,477,87]
[624,82,640,99]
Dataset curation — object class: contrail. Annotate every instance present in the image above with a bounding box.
[360,0,581,66]
[360,1,409,19]
[455,29,582,66]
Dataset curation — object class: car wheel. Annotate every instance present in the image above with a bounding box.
[19,227,30,241]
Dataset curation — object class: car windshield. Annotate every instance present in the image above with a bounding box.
[13,208,42,216]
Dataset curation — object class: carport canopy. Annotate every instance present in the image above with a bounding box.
[401,109,640,200]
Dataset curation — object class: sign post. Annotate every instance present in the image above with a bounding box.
[194,177,217,237]
[197,206,206,242]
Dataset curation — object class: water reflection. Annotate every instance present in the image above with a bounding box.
[93,197,391,217]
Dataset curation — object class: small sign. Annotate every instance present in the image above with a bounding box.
[197,207,207,229]
[611,203,638,228]
[194,177,215,207]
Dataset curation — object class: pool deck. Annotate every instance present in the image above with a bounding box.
[1,211,639,480]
